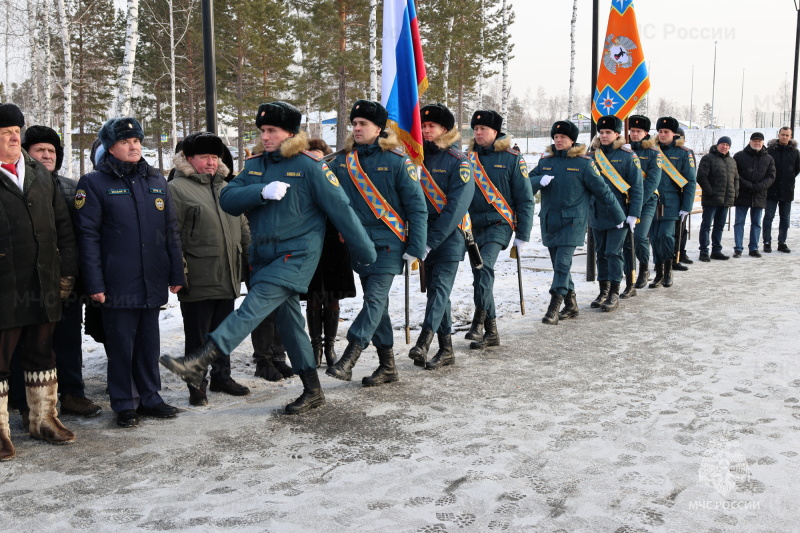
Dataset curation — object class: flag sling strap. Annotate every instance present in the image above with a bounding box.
[346,151,406,241]
[419,163,471,232]
[594,149,631,195]
[655,146,689,188]
[468,152,515,230]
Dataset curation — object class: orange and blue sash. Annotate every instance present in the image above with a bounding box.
[419,163,471,232]
[346,150,406,241]
[468,151,515,230]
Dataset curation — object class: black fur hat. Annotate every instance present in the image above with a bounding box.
[182,131,226,158]
[628,115,651,132]
[596,115,623,134]
[349,100,388,130]
[421,103,455,131]
[22,125,64,171]
[98,117,144,150]
[656,116,680,133]
[255,101,302,134]
[470,110,503,132]
[551,120,579,142]
[0,103,24,129]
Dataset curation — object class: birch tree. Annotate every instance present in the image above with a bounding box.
[115,0,139,116]
[369,0,377,101]
[56,0,74,179]
[567,0,577,118]
[500,0,508,117]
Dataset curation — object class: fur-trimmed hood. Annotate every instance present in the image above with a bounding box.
[172,151,230,183]
[343,127,403,153]
[430,127,462,151]
[640,137,656,150]
[544,143,587,159]
[590,135,626,151]
[468,135,512,153]
[658,137,685,149]
[280,130,311,158]
[768,138,798,150]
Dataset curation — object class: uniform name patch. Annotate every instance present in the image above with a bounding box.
[493,164,506,169]
[376,166,390,172]
[542,167,553,171]
[567,167,581,172]
[432,168,447,173]
[107,188,130,195]
[284,171,304,178]
[149,188,165,194]
[248,170,263,176]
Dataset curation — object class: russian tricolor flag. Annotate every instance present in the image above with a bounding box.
[381,0,428,165]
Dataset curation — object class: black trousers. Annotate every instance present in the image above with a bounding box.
[3,322,57,409]
[180,299,235,384]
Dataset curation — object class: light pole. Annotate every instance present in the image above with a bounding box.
[710,40,717,129]
[791,1,800,131]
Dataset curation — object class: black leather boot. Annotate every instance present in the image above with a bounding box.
[591,281,610,308]
[663,260,674,287]
[271,328,294,379]
[558,290,579,320]
[619,272,636,299]
[307,308,323,368]
[362,347,399,386]
[464,308,486,340]
[408,328,434,367]
[672,260,688,271]
[285,370,325,414]
[470,317,499,349]
[326,341,362,381]
[254,357,284,381]
[160,341,224,388]
[322,308,340,367]
[426,333,454,370]
[649,263,664,288]
[542,293,564,325]
[602,281,620,311]
[634,261,649,288]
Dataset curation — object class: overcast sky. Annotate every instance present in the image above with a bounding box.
[507,0,799,127]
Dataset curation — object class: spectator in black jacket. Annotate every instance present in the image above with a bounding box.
[764,127,800,253]
[732,132,776,258]
[696,136,738,261]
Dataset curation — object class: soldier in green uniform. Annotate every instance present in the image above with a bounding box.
[587,115,642,311]
[650,117,696,288]
[530,120,625,324]
[159,101,376,414]
[623,115,663,295]
[407,103,473,369]
[465,110,533,349]
[326,100,427,387]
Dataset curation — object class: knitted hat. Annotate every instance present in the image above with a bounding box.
[255,101,302,133]
[655,116,680,133]
[717,136,732,146]
[470,110,503,132]
[349,100,388,130]
[596,115,623,134]
[0,103,24,128]
[98,117,144,150]
[550,120,579,142]
[182,131,226,158]
[421,103,455,131]
[628,115,651,132]
[22,125,64,171]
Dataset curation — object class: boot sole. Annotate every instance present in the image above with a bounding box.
[159,356,205,388]
[285,398,325,415]
[464,332,482,341]
[362,376,399,387]
[425,359,454,370]
[325,369,352,381]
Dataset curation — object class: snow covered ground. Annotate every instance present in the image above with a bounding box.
[3,134,799,532]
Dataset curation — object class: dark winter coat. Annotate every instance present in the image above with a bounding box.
[467,135,534,247]
[169,153,250,303]
[300,220,356,302]
[221,132,376,292]
[655,138,697,220]
[587,135,644,230]
[332,129,427,276]
[630,137,663,205]
[0,150,77,328]
[73,153,185,308]
[530,143,625,248]
[766,138,800,202]
[421,128,473,263]
[733,145,776,209]
[696,145,738,207]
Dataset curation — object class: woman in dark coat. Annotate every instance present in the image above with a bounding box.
[301,138,356,367]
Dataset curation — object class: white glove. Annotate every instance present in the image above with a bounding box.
[626,216,637,231]
[679,210,688,221]
[261,181,290,200]
[402,253,417,264]
[513,238,526,253]
[540,174,555,187]
[616,221,625,229]
[623,143,632,151]
[422,246,431,261]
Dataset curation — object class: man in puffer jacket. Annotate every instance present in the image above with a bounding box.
[696,136,738,261]
[764,127,800,253]
[732,132,775,258]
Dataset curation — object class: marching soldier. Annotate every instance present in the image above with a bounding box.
[160,101,376,414]
[650,117,697,288]
[623,115,663,294]
[587,115,642,311]
[407,103,473,369]
[326,100,427,386]
[465,110,533,348]
[530,120,625,324]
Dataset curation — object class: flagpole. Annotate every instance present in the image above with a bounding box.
[587,0,599,282]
